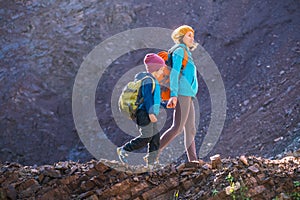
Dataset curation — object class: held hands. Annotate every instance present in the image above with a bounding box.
[148,114,158,123]
[148,97,177,122]
[167,97,178,108]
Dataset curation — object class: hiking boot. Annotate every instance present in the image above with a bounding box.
[117,147,128,163]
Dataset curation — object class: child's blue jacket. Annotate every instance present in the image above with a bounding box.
[135,72,161,116]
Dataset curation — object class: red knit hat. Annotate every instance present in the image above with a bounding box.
[144,53,165,73]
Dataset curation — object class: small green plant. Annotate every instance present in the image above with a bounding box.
[239,177,250,200]
[225,173,237,200]
[226,172,234,183]
[294,181,300,187]
[212,189,219,196]
[290,192,300,200]
[224,173,250,200]
[173,189,179,200]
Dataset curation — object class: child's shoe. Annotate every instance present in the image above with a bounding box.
[117,147,128,163]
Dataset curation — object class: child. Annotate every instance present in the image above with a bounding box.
[117,53,164,167]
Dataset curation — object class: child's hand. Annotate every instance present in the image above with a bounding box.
[149,114,157,123]
[167,97,178,108]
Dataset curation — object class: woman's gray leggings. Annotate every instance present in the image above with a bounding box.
[160,95,197,161]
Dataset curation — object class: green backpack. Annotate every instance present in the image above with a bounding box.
[118,76,155,120]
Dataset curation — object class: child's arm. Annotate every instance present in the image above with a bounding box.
[142,78,156,115]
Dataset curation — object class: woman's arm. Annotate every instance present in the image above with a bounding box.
[168,47,184,108]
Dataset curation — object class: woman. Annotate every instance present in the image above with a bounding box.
[160,25,199,162]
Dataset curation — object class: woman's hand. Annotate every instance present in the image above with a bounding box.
[149,114,158,123]
[167,97,178,108]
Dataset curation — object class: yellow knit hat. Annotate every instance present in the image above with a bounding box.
[171,25,195,43]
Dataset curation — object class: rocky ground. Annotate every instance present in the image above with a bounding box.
[1,0,299,165]
[0,0,300,198]
[1,155,299,200]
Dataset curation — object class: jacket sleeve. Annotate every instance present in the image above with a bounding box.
[141,78,161,116]
[141,78,155,115]
[170,47,184,97]
[152,79,161,115]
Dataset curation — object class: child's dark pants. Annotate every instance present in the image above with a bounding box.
[122,109,160,164]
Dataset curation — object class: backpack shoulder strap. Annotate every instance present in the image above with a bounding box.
[168,44,189,69]
[135,75,155,106]
[142,76,155,93]
[182,49,188,69]
[137,75,155,93]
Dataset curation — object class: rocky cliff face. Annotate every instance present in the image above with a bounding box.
[0,156,299,199]
[0,0,299,166]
